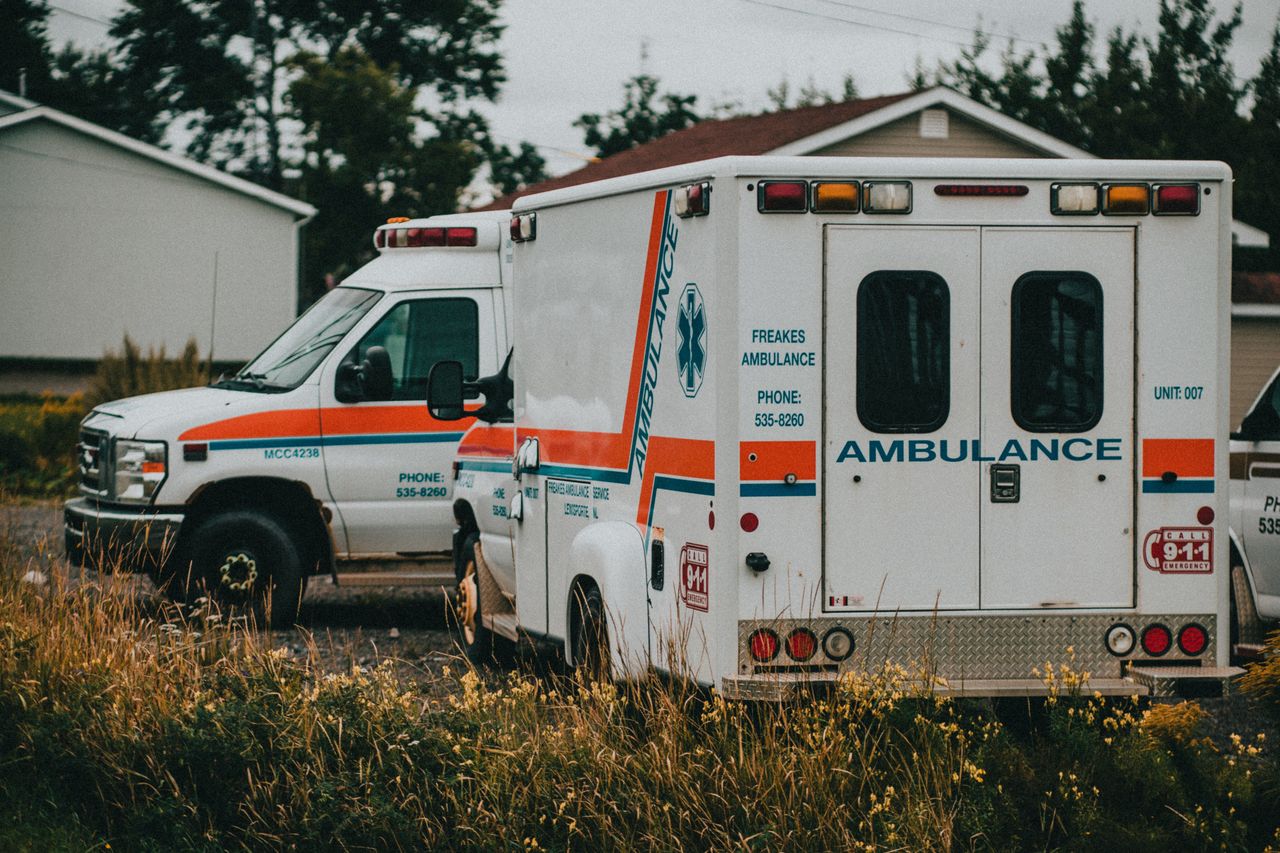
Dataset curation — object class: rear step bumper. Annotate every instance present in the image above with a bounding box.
[720,667,1245,701]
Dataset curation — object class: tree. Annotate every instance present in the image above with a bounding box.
[484,141,547,197]
[575,74,700,158]
[1240,20,1280,268]
[0,0,50,96]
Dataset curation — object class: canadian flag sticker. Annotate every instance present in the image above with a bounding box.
[680,542,710,612]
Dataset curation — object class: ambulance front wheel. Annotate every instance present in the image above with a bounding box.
[570,583,609,678]
[176,510,306,626]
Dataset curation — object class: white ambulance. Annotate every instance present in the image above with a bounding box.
[430,155,1241,697]
[64,211,513,622]
[1229,367,1280,655]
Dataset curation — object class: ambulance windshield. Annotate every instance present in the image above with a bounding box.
[219,287,381,391]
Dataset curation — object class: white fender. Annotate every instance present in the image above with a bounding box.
[565,521,650,678]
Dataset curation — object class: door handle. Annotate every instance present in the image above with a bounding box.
[990,464,1020,503]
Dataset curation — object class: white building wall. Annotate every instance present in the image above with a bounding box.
[0,118,302,362]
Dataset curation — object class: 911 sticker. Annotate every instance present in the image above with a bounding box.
[680,543,709,612]
[1142,527,1213,573]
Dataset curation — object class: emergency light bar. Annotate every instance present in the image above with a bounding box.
[675,182,711,217]
[375,226,478,249]
[510,212,536,242]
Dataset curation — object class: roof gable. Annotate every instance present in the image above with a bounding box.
[0,103,315,219]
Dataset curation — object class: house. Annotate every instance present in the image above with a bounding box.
[0,90,315,393]
[484,86,1274,425]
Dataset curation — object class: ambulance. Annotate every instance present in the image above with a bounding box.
[64,210,513,622]
[429,155,1241,697]
[1229,366,1280,656]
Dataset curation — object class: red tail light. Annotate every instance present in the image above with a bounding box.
[446,227,478,246]
[785,627,817,662]
[1140,624,1172,656]
[758,181,808,213]
[1153,183,1200,215]
[374,229,386,248]
[1177,624,1208,656]
[749,628,779,662]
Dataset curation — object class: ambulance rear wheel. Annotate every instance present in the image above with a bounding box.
[182,511,305,626]
[454,557,495,664]
[570,583,609,679]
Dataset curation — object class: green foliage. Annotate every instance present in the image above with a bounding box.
[0,393,85,497]
[89,334,208,407]
[576,74,702,159]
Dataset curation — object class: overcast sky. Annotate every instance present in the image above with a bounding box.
[46,0,1280,176]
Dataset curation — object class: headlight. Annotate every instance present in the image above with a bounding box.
[112,439,167,502]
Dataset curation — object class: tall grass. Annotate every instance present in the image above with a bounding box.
[88,334,208,407]
[0,532,1277,850]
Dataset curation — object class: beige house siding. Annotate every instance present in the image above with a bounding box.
[1231,317,1280,427]
[0,118,301,362]
[811,109,1044,159]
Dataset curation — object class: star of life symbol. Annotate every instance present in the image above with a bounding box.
[676,283,706,398]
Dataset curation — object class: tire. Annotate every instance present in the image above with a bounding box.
[170,510,306,626]
[454,554,495,665]
[570,583,609,679]
[1230,551,1263,655]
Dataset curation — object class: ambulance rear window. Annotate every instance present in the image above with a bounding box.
[1011,272,1103,432]
[856,271,950,433]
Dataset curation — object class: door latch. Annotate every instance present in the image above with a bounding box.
[990,464,1020,503]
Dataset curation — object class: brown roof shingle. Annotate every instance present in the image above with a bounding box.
[476,90,919,211]
[1234,271,1280,305]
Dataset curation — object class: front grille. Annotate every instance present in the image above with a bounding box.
[77,428,109,498]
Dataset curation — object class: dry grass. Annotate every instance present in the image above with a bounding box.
[0,532,1278,850]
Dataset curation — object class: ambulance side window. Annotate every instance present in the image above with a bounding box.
[351,298,479,401]
[856,271,950,433]
[1011,272,1102,432]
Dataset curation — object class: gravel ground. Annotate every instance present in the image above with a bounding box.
[3,499,1276,746]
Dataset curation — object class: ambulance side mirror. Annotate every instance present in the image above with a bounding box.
[427,360,466,420]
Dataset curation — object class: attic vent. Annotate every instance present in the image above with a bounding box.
[919,109,949,140]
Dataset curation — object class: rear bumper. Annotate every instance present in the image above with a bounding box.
[64,498,184,573]
[718,672,1157,701]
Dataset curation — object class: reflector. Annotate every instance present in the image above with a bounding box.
[757,181,807,213]
[1153,183,1200,215]
[812,181,859,212]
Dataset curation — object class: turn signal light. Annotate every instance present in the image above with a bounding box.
[1178,624,1208,656]
[812,181,859,212]
[1153,183,1200,215]
[1102,183,1150,215]
[785,627,818,662]
[863,181,912,213]
[1140,624,1172,656]
[749,628,780,662]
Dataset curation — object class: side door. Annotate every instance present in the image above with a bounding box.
[319,290,495,555]
[823,226,982,611]
[979,228,1135,608]
[1239,376,1280,605]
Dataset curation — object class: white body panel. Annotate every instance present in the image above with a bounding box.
[454,156,1232,691]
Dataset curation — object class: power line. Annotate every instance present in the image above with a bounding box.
[48,2,112,27]
[811,0,1043,48]
[736,0,1031,50]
